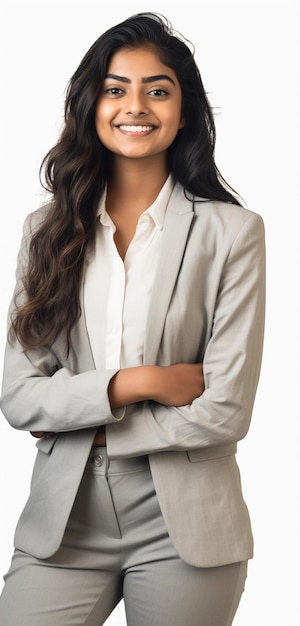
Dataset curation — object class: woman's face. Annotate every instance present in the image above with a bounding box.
[95,45,184,162]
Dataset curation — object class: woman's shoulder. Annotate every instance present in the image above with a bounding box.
[195,196,263,224]
[22,202,53,237]
[176,183,263,228]
[173,182,263,223]
[171,182,264,242]
[193,196,265,245]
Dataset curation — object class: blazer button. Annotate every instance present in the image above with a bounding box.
[92,454,104,467]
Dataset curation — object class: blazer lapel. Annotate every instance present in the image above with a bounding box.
[144,184,194,365]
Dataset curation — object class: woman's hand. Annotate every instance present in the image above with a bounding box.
[150,363,204,406]
[108,363,204,409]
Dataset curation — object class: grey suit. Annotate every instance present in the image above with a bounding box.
[0,182,265,568]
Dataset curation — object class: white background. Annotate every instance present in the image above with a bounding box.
[0,1,299,624]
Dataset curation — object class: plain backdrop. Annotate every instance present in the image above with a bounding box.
[0,1,299,625]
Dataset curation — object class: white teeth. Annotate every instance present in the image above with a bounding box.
[119,125,153,132]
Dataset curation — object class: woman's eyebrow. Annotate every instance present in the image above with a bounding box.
[142,74,176,85]
[105,73,130,83]
[105,73,176,85]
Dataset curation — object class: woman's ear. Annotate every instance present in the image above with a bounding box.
[178,116,185,129]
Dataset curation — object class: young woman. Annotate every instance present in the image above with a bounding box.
[0,12,265,626]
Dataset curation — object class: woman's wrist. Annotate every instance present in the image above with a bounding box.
[108,366,159,409]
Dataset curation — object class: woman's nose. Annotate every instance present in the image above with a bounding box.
[125,91,148,116]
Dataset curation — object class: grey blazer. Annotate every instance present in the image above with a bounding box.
[0,183,266,567]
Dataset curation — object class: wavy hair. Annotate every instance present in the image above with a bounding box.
[11,12,243,350]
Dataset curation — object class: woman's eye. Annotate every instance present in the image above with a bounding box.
[149,88,168,96]
[106,87,124,95]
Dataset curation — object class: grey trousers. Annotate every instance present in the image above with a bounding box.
[0,447,248,625]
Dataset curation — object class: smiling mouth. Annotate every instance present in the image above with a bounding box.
[118,124,155,133]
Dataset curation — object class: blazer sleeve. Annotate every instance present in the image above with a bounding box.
[0,211,121,433]
[107,212,266,457]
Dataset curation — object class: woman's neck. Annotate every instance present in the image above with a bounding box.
[106,155,169,216]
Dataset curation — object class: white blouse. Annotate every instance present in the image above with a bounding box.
[83,175,174,371]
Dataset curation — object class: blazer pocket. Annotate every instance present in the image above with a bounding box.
[29,435,58,491]
[186,442,237,463]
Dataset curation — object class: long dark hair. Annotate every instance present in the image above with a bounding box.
[11,12,243,350]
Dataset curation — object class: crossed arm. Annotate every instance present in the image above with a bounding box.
[30,363,204,438]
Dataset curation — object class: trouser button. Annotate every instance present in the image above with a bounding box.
[92,454,104,466]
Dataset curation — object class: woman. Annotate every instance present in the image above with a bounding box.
[0,12,265,626]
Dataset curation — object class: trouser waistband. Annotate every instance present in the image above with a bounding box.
[86,446,149,475]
